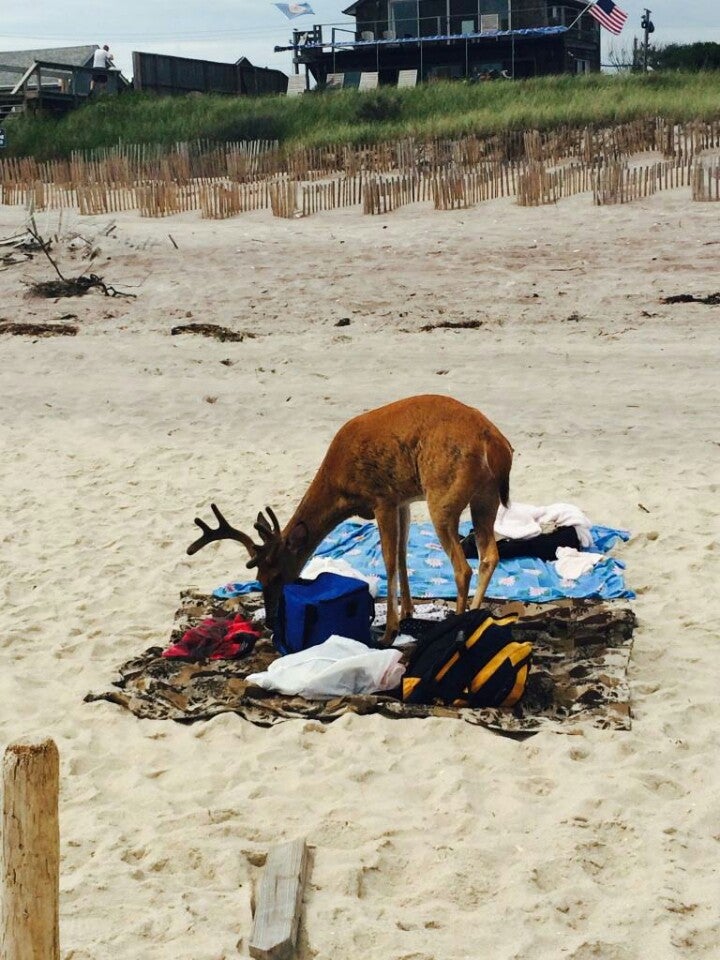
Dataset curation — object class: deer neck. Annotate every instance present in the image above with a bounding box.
[282,478,352,576]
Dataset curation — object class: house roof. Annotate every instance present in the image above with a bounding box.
[0,45,97,89]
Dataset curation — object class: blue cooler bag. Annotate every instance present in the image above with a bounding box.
[274,573,374,655]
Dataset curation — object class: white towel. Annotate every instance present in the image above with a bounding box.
[494,501,594,548]
[300,556,380,597]
[553,547,605,581]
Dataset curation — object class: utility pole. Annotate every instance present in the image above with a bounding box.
[641,8,655,72]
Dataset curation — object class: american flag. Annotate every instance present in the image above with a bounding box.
[588,0,629,35]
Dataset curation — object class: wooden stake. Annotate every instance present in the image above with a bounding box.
[2,738,60,960]
[249,839,308,960]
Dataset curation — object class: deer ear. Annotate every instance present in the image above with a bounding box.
[286,521,308,554]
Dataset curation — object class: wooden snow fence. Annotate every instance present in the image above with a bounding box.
[432,164,517,209]
[76,183,136,215]
[199,180,269,218]
[300,175,363,215]
[516,161,599,206]
[0,181,33,206]
[362,174,420,215]
[199,182,244,219]
[658,121,720,161]
[692,160,720,201]
[517,164,560,206]
[593,162,658,206]
[0,179,52,210]
[20,181,46,211]
[432,171,473,210]
[3,120,720,221]
[136,181,198,218]
[655,158,694,192]
[269,178,299,218]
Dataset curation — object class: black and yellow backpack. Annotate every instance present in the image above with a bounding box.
[401,609,532,709]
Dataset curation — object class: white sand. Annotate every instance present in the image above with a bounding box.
[1,192,718,959]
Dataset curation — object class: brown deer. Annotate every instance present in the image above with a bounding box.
[187,395,512,643]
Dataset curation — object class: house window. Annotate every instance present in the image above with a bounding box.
[550,5,565,25]
[389,0,418,39]
[575,58,591,73]
[483,2,509,31]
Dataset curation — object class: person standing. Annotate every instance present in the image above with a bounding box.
[91,44,114,92]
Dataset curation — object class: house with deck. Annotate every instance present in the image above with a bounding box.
[0,45,128,118]
[276,0,601,87]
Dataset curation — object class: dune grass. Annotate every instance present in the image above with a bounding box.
[5,71,720,159]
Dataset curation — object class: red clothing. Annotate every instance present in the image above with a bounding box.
[162,615,260,660]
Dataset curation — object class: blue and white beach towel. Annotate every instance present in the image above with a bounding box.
[214,521,634,603]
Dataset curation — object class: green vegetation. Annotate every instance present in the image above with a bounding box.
[649,43,720,72]
[5,70,720,159]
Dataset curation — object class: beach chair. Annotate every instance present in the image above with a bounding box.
[397,69,418,89]
[286,74,306,97]
[358,71,379,91]
[325,73,345,91]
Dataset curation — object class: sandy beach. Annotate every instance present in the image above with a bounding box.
[1,190,718,959]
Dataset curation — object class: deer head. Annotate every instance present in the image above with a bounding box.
[187,503,308,627]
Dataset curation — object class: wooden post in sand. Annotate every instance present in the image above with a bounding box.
[2,738,60,960]
[249,839,308,960]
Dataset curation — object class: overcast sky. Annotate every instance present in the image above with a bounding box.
[0,1,718,77]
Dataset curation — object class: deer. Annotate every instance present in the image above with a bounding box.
[187,394,513,644]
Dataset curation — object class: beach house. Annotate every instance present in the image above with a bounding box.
[276,0,601,87]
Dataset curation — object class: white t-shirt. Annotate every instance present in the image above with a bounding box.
[93,49,113,69]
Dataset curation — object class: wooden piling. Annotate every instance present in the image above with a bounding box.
[2,738,60,960]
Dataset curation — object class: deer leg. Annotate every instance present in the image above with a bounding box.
[427,498,472,615]
[469,496,500,609]
[397,503,414,621]
[375,503,400,644]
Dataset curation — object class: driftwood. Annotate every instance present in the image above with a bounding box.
[249,839,309,960]
[419,319,483,332]
[662,292,720,305]
[170,322,255,342]
[26,228,136,299]
[29,274,134,299]
[0,321,78,337]
[1,253,33,270]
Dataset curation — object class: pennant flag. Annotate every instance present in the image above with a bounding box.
[275,2,314,18]
[588,0,628,35]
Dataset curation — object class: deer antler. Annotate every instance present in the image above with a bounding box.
[187,503,259,557]
[254,506,282,542]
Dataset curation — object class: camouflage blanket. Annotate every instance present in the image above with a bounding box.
[86,591,636,736]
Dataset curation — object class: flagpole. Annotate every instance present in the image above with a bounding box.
[567,1,595,32]
[509,0,515,80]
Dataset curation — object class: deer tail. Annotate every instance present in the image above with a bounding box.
[487,434,513,508]
[498,469,511,509]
